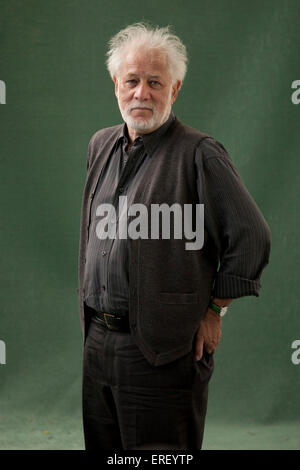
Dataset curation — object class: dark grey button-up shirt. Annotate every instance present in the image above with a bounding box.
[83,110,269,317]
[83,112,176,316]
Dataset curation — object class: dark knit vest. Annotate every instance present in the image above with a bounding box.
[78,117,218,366]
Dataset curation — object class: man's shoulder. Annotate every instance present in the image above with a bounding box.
[175,118,229,158]
[175,118,209,141]
[88,123,123,149]
[197,135,230,160]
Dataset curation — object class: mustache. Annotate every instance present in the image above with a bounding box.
[128,104,155,112]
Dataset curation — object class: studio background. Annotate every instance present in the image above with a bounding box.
[0,0,299,449]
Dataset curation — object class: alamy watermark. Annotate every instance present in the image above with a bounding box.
[95,196,204,250]
[0,340,6,365]
[0,80,6,104]
[291,80,300,105]
[291,340,300,365]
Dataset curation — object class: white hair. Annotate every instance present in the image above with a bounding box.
[106,22,188,85]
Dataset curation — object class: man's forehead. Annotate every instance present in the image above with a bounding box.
[122,47,168,73]
[125,72,162,79]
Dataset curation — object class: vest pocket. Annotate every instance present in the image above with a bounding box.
[159,292,198,304]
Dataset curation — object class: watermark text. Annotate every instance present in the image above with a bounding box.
[0,80,6,104]
[0,340,6,365]
[291,340,300,365]
[291,80,300,104]
[95,197,204,250]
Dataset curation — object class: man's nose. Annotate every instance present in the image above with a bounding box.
[133,81,150,100]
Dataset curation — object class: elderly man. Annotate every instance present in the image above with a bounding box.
[78,23,271,450]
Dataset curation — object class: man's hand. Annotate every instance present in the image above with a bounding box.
[194,308,222,361]
[194,298,232,360]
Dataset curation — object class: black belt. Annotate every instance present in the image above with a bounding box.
[92,310,130,331]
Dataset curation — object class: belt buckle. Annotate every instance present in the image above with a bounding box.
[104,312,116,330]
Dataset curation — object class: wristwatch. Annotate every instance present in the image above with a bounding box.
[209,300,228,317]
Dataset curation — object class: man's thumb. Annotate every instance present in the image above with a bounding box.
[195,337,204,361]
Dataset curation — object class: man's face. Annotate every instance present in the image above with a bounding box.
[113,47,181,137]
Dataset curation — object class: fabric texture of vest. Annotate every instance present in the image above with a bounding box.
[78,117,219,366]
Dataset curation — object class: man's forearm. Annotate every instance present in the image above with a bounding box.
[211,298,233,307]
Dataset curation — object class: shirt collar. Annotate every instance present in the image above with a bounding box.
[116,111,176,155]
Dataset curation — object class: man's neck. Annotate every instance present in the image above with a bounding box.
[126,112,172,144]
[127,126,154,144]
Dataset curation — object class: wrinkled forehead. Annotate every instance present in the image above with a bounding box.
[120,46,170,77]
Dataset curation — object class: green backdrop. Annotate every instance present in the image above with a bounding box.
[0,0,299,450]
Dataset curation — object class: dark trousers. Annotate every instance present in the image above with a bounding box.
[82,316,214,450]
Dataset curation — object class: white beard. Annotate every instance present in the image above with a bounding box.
[117,89,173,133]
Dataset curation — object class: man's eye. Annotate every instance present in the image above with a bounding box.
[150,81,160,86]
[127,80,137,85]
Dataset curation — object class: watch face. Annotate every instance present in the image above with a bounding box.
[220,306,228,317]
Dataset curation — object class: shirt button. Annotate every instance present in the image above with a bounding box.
[101,250,107,256]
[118,187,124,193]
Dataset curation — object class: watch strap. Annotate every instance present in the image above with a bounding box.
[209,300,228,317]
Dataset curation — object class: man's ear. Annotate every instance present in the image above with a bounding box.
[113,76,118,98]
[171,80,182,104]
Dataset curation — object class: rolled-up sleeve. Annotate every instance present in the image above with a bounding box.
[195,138,271,298]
